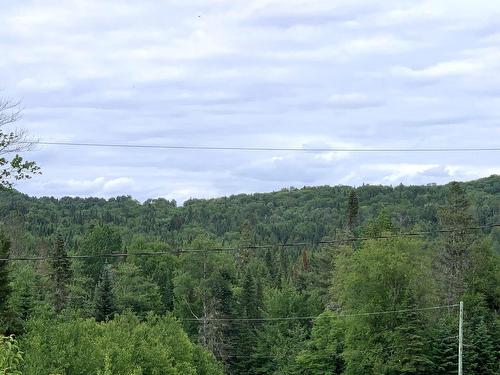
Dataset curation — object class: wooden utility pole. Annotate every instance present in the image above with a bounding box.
[458,301,463,375]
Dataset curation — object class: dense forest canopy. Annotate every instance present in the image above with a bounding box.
[1,175,499,374]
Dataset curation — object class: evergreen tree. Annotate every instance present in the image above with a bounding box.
[163,271,174,312]
[431,317,457,375]
[346,189,359,232]
[94,264,116,322]
[391,297,434,374]
[264,249,279,285]
[7,265,41,335]
[438,181,476,305]
[211,268,236,368]
[241,271,259,319]
[0,231,11,333]
[254,276,265,316]
[237,221,254,269]
[466,318,496,374]
[232,271,261,375]
[50,235,72,313]
[278,251,290,285]
[462,297,497,375]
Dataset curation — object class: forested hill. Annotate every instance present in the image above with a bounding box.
[1,176,499,374]
[1,175,499,249]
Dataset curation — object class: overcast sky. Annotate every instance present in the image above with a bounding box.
[1,0,499,203]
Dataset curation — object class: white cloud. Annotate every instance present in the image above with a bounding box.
[329,93,384,109]
[366,163,440,183]
[393,47,500,80]
[103,177,135,193]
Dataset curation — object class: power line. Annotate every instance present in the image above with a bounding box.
[1,224,497,262]
[224,334,460,359]
[226,336,460,359]
[26,141,500,153]
[179,304,459,322]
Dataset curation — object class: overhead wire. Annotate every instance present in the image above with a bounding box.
[24,140,500,153]
[178,304,460,322]
[224,334,460,359]
[184,305,460,360]
[223,333,459,359]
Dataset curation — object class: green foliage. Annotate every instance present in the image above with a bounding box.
[466,239,500,311]
[80,224,122,283]
[50,235,72,313]
[21,312,223,375]
[0,155,40,189]
[346,189,359,232]
[230,270,262,375]
[0,98,41,189]
[462,295,498,375]
[431,316,458,375]
[389,299,434,374]
[296,311,345,374]
[0,176,497,374]
[127,237,178,313]
[94,264,116,322]
[252,285,320,374]
[0,335,23,374]
[113,262,162,318]
[438,181,477,304]
[0,232,10,333]
[173,237,239,366]
[362,209,394,237]
[332,237,437,374]
[7,264,49,334]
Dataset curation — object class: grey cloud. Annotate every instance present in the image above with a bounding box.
[2,0,500,202]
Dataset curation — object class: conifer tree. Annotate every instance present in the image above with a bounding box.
[205,267,235,363]
[392,296,434,374]
[438,181,476,304]
[163,271,174,312]
[50,235,72,313]
[431,317,457,375]
[346,189,359,232]
[241,271,258,318]
[0,231,11,333]
[93,264,116,322]
[464,316,496,374]
[237,221,254,270]
[233,271,261,375]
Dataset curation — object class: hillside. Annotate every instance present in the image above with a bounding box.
[0,176,499,374]
[1,175,498,250]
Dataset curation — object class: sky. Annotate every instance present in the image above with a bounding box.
[1,0,499,203]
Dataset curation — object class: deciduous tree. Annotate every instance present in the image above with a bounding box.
[0,98,40,188]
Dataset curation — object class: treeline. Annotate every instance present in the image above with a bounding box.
[0,177,499,374]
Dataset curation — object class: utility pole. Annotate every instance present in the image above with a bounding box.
[458,301,463,375]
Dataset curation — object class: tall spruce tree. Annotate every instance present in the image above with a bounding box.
[346,189,359,232]
[391,296,434,374]
[93,264,116,322]
[0,231,11,333]
[431,316,458,375]
[465,318,496,374]
[50,235,72,313]
[233,271,262,375]
[439,181,476,305]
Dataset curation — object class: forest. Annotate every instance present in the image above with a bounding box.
[0,175,499,374]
